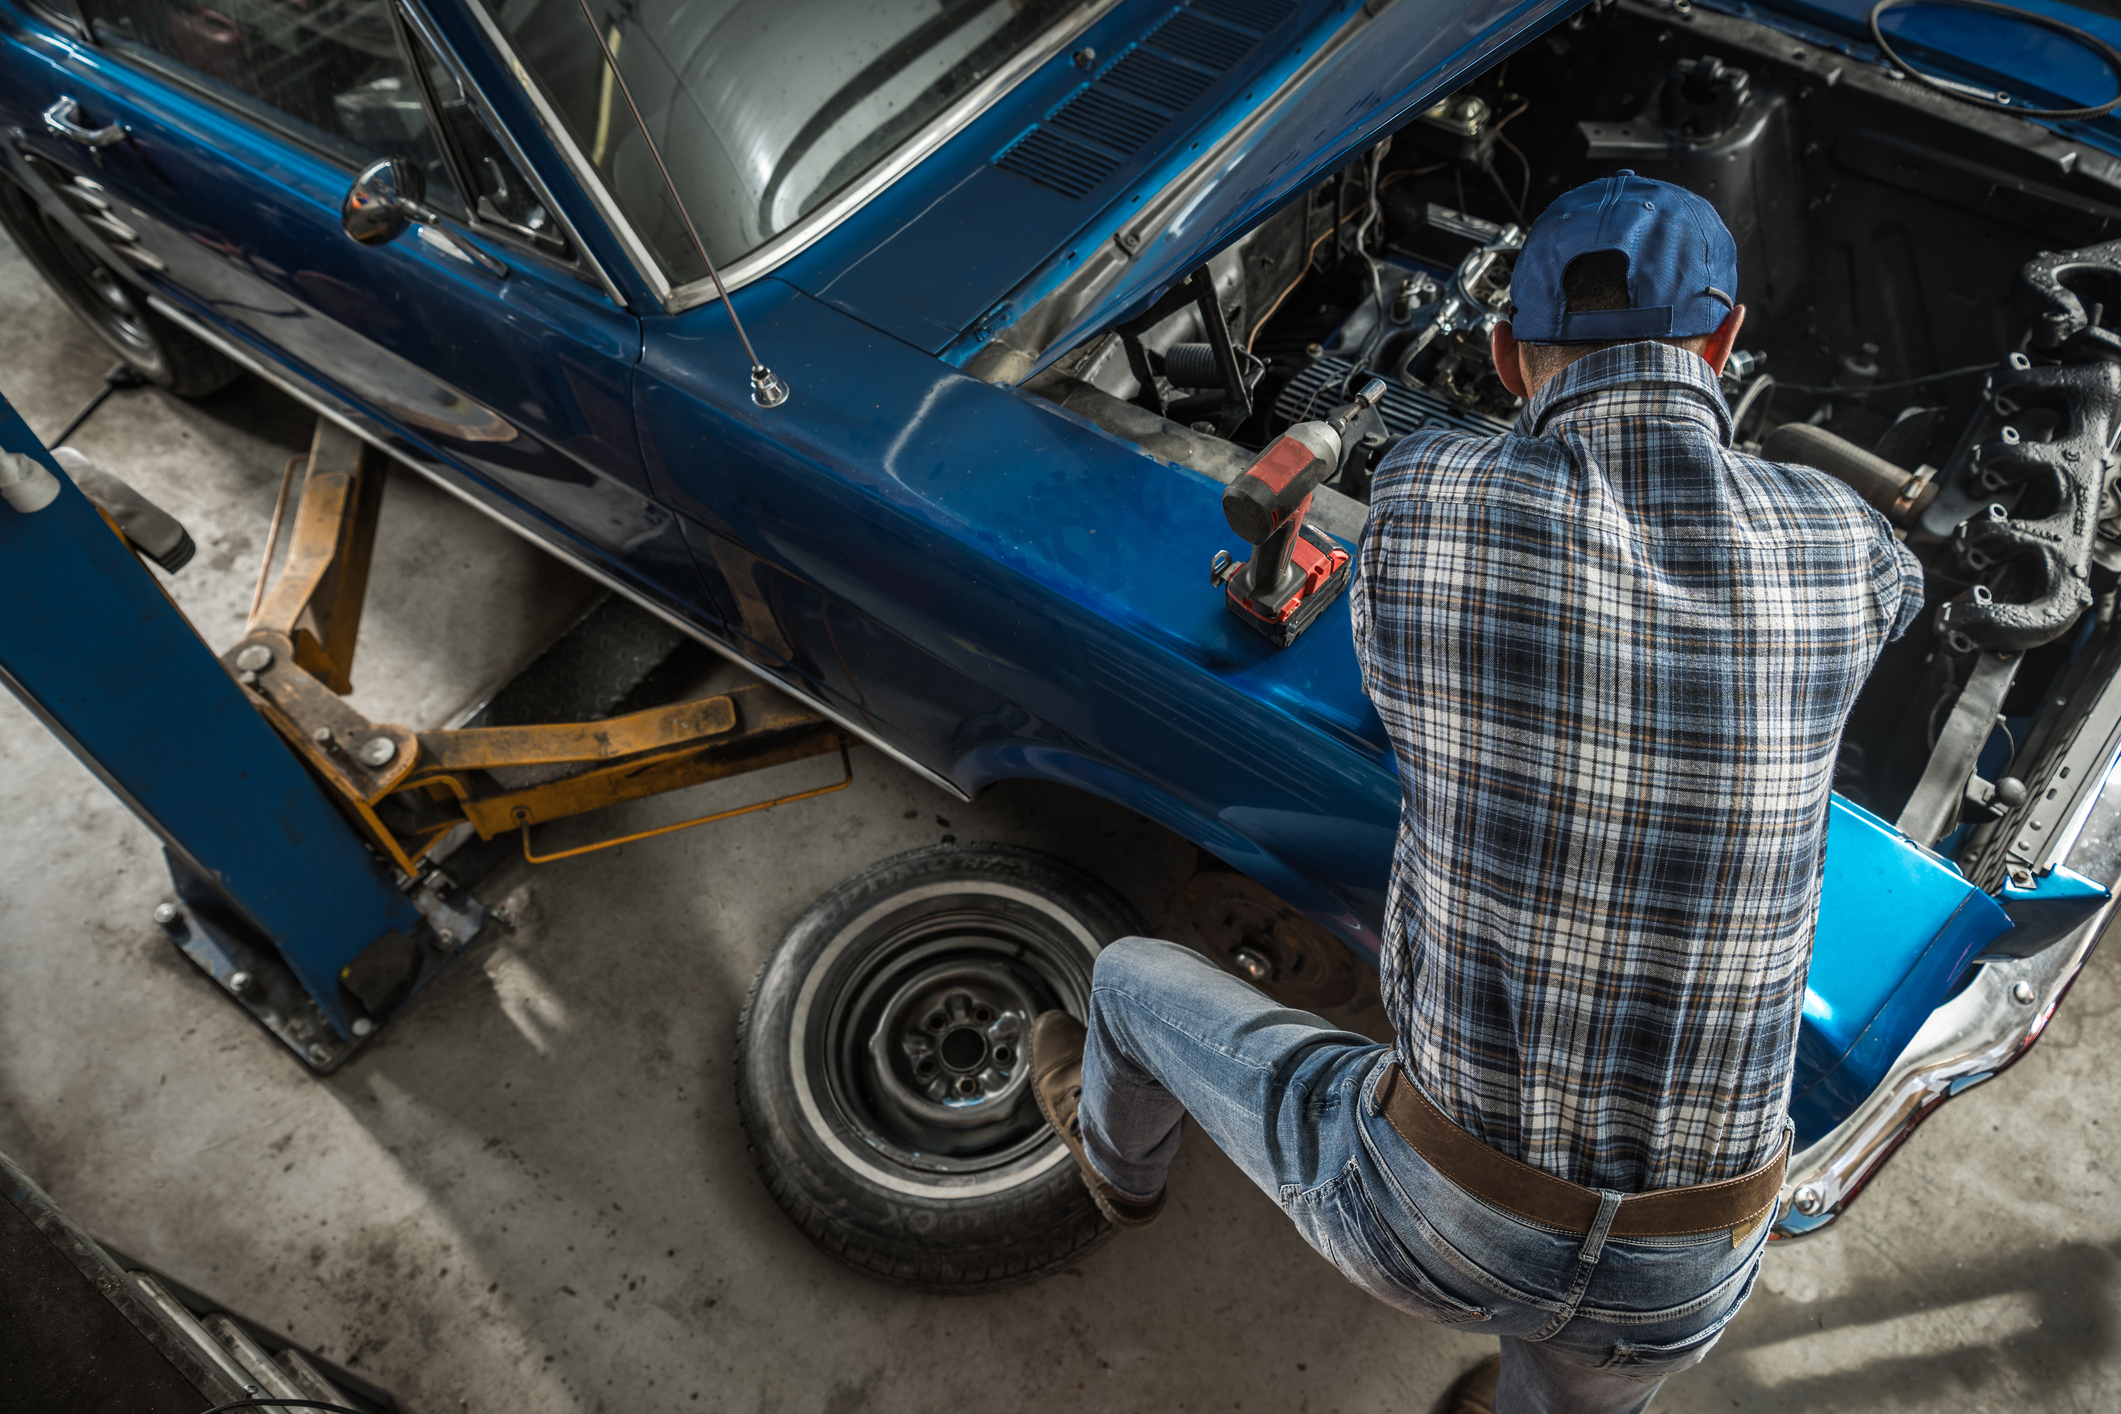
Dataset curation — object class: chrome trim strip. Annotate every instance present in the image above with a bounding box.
[1775,658,2121,1238]
[460,0,671,303]
[461,0,1124,314]
[1771,905,2110,1240]
[397,0,628,309]
[146,294,974,803]
[1107,10,1371,256]
[2035,716,2121,874]
[129,1274,261,1394]
[970,1,1380,383]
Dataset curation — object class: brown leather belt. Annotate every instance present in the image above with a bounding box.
[1374,1064,1786,1241]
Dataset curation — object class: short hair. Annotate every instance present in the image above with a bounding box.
[1517,248,1711,386]
[1559,249,1631,313]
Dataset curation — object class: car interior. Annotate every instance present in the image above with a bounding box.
[487,0,1083,279]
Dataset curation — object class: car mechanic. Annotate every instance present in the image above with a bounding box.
[1026,172,1926,1412]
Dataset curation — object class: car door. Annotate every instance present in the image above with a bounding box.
[1,0,708,621]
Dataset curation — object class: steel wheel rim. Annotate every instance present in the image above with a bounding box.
[38,209,161,372]
[812,899,1096,1178]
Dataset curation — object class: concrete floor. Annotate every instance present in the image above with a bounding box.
[2,228,2118,1414]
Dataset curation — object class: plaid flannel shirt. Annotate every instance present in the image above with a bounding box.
[1350,341,1924,1192]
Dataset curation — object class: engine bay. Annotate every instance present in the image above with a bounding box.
[1026,0,2121,874]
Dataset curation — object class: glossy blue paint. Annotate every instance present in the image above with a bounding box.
[804,166,1088,352]
[957,0,1590,370]
[1996,862,2110,958]
[414,0,663,310]
[0,0,2072,1144]
[0,1,709,628]
[635,278,1400,952]
[0,393,422,1037]
[778,0,1333,352]
[1787,797,2013,1142]
[1751,0,2121,118]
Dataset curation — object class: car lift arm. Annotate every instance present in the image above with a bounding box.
[223,420,852,879]
[1,399,848,1071]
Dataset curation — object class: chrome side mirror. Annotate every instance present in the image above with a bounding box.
[340,158,507,277]
[342,157,426,247]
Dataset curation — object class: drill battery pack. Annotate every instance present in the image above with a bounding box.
[1222,525,1351,648]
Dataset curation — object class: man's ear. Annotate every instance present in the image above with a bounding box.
[1492,321,1529,399]
[1701,305,1747,376]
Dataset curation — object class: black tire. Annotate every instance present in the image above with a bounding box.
[0,174,238,397]
[736,844,1145,1292]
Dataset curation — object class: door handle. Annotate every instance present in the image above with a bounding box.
[43,96,129,148]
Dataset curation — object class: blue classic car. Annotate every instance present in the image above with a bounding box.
[7,0,2121,1287]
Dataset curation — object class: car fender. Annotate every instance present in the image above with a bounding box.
[955,736,1389,961]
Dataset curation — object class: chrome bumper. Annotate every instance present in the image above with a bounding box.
[1771,900,2110,1238]
[1776,608,2121,1238]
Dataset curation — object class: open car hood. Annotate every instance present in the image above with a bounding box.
[967,0,2121,379]
[1768,0,2121,127]
[968,0,1588,379]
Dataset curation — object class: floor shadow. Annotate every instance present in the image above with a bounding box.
[1675,1238,2120,1412]
[289,770,1486,1412]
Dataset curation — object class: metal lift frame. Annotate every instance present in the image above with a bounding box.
[228,419,851,876]
[0,396,850,1072]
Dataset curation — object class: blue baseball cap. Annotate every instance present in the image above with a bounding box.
[1508,170,1739,344]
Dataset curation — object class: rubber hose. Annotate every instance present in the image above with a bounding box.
[1163,343,1223,390]
[1760,423,1923,521]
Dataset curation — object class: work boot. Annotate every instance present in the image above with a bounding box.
[1437,1355,1499,1414]
[1028,1011,1165,1229]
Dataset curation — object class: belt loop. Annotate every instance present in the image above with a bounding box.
[1577,1190,1624,1267]
[1368,1057,1396,1117]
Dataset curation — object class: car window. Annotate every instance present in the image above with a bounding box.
[474,0,1081,287]
[398,17,571,255]
[78,0,463,212]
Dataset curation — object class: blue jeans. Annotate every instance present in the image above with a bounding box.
[1080,938,1769,1414]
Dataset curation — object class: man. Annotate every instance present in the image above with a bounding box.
[1029,170,1924,1413]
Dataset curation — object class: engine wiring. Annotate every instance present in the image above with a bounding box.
[1252,82,1528,367]
[1245,213,1358,353]
[1774,362,1998,394]
[1342,141,1394,397]
[1377,161,1448,193]
[1492,99,1533,221]
[1729,373,1777,443]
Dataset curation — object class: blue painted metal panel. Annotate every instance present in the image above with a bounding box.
[960,0,1589,370]
[1724,0,2121,132]
[1788,798,2013,1141]
[807,167,1088,352]
[1996,862,2109,957]
[0,395,422,1037]
[636,280,1400,955]
[775,0,1330,350]
[0,0,2068,1137]
[0,2,706,626]
[639,285,2032,1142]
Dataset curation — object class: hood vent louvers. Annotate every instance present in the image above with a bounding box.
[994,0,1296,201]
[1104,46,1220,110]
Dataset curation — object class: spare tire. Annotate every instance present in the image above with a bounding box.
[736,844,1143,1291]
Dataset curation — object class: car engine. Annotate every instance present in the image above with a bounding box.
[1028,0,2121,851]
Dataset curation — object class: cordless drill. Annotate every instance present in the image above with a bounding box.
[1211,379,1387,647]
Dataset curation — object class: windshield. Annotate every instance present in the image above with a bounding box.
[481,0,1082,286]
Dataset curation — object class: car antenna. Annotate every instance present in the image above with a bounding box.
[571,0,789,409]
